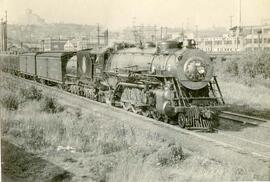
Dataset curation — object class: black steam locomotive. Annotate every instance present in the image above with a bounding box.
[0,40,225,130]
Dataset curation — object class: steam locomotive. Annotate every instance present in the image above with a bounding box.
[0,39,225,130]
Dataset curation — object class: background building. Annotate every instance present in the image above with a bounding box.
[196,23,270,52]
[44,38,67,51]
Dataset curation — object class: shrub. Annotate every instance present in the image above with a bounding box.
[40,96,64,113]
[223,50,270,80]
[225,61,239,76]
[19,86,43,101]
[156,142,183,166]
[0,93,20,110]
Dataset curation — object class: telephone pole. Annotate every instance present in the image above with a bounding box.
[97,23,100,47]
[236,0,242,50]
[181,23,184,40]
[195,25,198,38]
[238,0,242,27]
[154,25,157,42]
[104,29,109,46]
[160,26,163,41]
[1,11,8,51]
[165,26,168,40]
[229,16,233,28]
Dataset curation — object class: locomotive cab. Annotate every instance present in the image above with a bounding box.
[77,49,111,83]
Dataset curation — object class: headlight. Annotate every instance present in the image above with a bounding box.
[184,57,207,82]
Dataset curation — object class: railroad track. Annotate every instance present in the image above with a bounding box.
[2,73,270,163]
[211,111,270,162]
[219,111,270,126]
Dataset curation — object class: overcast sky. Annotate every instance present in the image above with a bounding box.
[0,0,270,30]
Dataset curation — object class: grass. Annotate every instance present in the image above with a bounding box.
[1,99,265,181]
[219,80,270,110]
[1,74,269,181]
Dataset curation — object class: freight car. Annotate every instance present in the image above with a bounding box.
[36,52,75,85]
[19,53,38,79]
[0,39,225,130]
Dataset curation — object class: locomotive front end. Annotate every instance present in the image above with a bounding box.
[171,47,224,129]
[175,48,214,91]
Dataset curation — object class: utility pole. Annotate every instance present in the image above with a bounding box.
[1,18,2,51]
[154,25,157,42]
[229,16,233,28]
[195,25,198,38]
[96,25,109,48]
[132,17,137,43]
[1,11,8,51]
[238,0,242,27]
[4,11,8,51]
[160,26,163,41]
[236,0,242,50]
[181,23,184,41]
[41,40,44,51]
[186,18,190,31]
[165,26,168,40]
[104,29,109,46]
[257,30,262,49]
[97,23,100,47]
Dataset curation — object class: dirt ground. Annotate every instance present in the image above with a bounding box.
[1,139,73,182]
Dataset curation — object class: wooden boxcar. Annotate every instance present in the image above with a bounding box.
[36,52,75,83]
[19,53,38,77]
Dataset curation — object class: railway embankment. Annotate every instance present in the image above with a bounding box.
[1,73,270,181]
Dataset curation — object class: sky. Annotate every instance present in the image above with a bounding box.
[0,0,270,30]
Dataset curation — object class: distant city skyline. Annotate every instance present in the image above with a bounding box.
[1,0,270,30]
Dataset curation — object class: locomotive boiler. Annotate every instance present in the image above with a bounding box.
[104,40,224,129]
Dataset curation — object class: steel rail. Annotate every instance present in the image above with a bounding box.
[219,111,270,127]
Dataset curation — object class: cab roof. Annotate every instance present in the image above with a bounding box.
[36,51,75,58]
